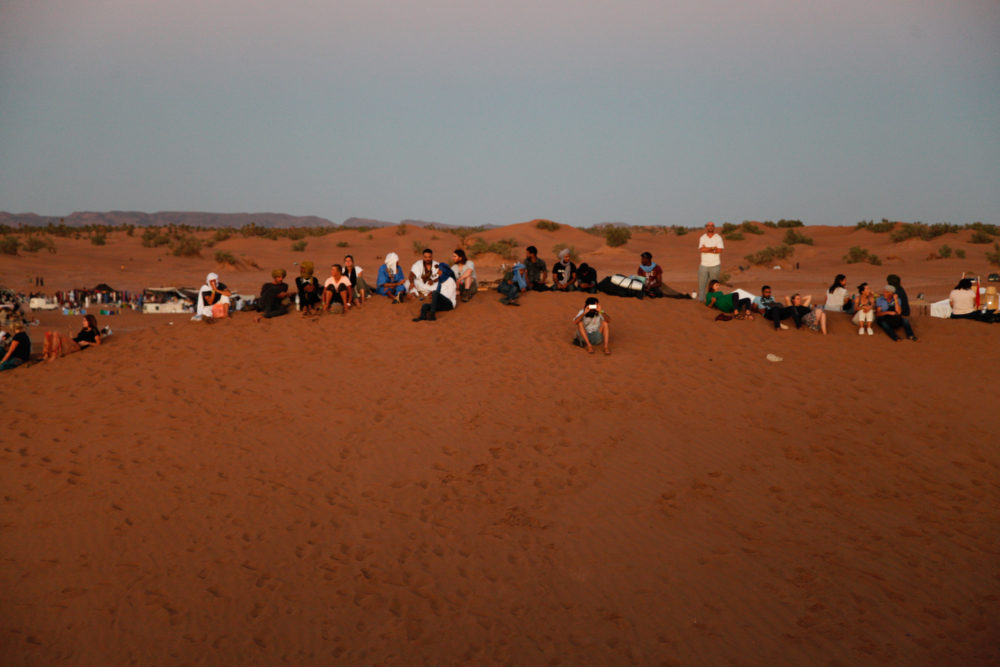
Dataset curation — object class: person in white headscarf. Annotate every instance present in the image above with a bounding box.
[376,252,407,303]
[551,248,577,292]
[196,273,232,320]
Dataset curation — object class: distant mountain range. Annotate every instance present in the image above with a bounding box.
[0,211,500,230]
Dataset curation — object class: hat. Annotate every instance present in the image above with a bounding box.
[883,284,896,293]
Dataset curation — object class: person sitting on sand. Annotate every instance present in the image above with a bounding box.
[295,262,322,316]
[408,248,439,299]
[523,246,548,291]
[572,296,611,355]
[704,279,752,319]
[0,321,31,371]
[824,274,853,313]
[343,255,370,305]
[452,249,478,302]
[851,282,876,335]
[376,253,407,303]
[753,285,790,330]
[413,263,457,321]
[948,278,986,321]
[323,264,353,314]
[576,262,598,293]
[256,269,292,321]
[498,263,527,305]
[876,284,917,341]
[637,252,664,298]
[43,314,101,360]
[887,274,910,316]
[197,272,232,320]
[551,248,577,292]
[784,293,828,334]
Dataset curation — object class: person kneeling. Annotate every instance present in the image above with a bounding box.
[413,263,457,321]
[573,296,611,355]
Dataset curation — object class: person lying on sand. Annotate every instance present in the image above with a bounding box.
[322,264,352,314]
[408,248,439,300]
[0,321,31,371]
[572,296,611,355]
[295,262,322,317]
[452,249,478,303]
[784,293,828,334]
[498,263,526,306]
[197,273,232,320]
[343,255,370,306]
[43,314,101,360]
[704,279,752,320]
[412,263,457,322]
[255,269,292,322]
[876,285,917,341]
[753,285,790,330]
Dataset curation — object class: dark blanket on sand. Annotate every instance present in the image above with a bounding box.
[597,277,692,299]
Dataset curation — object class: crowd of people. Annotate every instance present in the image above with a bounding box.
[3,225,997,371]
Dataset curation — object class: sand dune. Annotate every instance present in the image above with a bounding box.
[1,223,998,665]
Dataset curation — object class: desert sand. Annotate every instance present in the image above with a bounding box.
[1,222,998,665]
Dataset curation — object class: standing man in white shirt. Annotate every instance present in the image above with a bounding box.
[697,222,724,300]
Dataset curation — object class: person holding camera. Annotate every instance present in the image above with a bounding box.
[572,296,611,355]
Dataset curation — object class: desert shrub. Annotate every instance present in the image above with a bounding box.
[468,237,518,260]
[336,241,349,248]
[672,226,689,236]
[551,243,579,263]
[215,251,238,266]
[24,236,56,253]
[856,219,896,233]
[213,229,232,243]
[367,234,373,240]
[0,235,19,255]
[987,243,1000,267]
[396,224,408,236]
[171,236,202,257]
[91,232,107,246]
[966,222,998,236]
[955,248,966,259]
[741,221,764,235]
[776,219,804,228]
[286,229,306,241]
[142,228,170,247]
[843,246,881,265]
[761,220,777,228]
[783,229,814,245]
[937,245,952,259]
[723,230,744,241]
[535,219,560,231]
[970,230,992,244]
[411,240,428,255]
[291,240,307,252]
[604,226,631,248]
[744,244,794,266]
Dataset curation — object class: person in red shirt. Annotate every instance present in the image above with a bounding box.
[637,252,664,298]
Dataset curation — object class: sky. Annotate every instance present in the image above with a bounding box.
[1,0,997,227]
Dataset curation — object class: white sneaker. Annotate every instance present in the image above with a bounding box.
[858,327,865,335]
[867,328,873,335]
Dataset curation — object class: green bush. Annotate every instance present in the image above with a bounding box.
[551,243,579,263]
[937,245,952,259]
[336,241,349,248]
[0,235,19,255]
[741,221,764,235]
[171,236,202,257]
[469,237,519,260]
[843,246,881,265]
[744,244,794,265]
[396,224,408,236]
[723,230,744,241]
[776,219,804,228]
[291,240,307,252]
[535,219,560,231]
[672,226,689,236]
[212,229,232,243]
[215,251,238,266]
[604,226,631,248]
[966,222,998,236]
[91,232,106,246]
[762,220,777,228]
[142,228,170,247]
[783,229,814,246]
[955,248,966,259]
[970,230,992,244]
[24,236,56,253]
[987,243,1000,267]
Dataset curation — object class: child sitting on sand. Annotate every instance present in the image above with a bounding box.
[573,296,611,355]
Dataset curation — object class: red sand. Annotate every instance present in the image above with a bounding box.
[1,223,998,665]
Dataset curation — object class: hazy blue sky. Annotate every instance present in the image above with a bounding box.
[1,0,997,227]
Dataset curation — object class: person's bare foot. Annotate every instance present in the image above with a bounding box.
[603,347,611,355]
